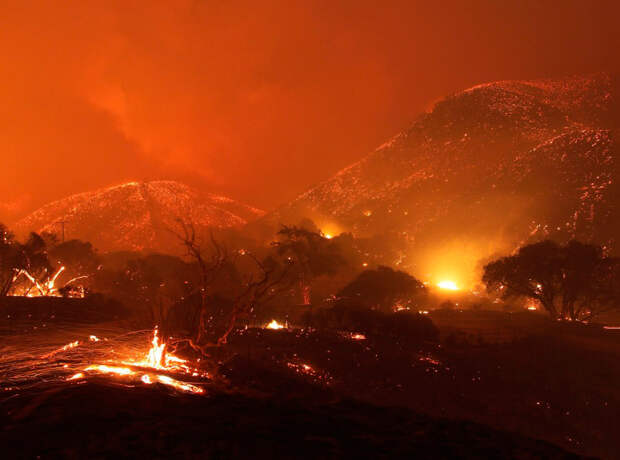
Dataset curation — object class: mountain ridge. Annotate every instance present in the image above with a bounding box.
[14,180,264,253]
[262,73,619,283]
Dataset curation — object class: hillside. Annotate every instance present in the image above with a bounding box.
[265,74,619,284]
[14,181,264,253]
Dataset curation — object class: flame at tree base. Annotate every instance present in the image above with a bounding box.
[62,327,207,395]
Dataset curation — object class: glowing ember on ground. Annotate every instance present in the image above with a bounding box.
[266,319,285,330]
[42,340,80,358]
[156,375,204,394]
[603,326,620,330]
[55,327,208,394]
[437,280,459,291]
[286,361,333,385]
[350,333,366,340]
[85,364,135,376]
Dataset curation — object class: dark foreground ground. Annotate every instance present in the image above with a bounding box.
[2,299,617,458]
[1,380,581,459]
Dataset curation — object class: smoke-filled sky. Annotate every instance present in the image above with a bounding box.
[2,0,619,221]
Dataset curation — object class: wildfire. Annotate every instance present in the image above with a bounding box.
[437,280,459,291]
[57,327,207,395]
[85,364,134,376]
[11,265,86,298]
[145,327,167,368]
[286,361,332,385]
[42,340,80,358]
[266,319,285,330]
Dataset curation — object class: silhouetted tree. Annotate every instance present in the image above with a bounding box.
[0,224,24,296]
[49,239,99,273]
[337,266,427,313]
[20,232,52,285]
[274,225,347,304]
[483,240,620,321]
[169,221,294,352]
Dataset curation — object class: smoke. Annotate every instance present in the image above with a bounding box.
[1,0,619,222]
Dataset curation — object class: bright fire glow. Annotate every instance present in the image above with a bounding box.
[156,375,204,394]
[85,364,135,376]
[437,280,459,291]
[11,266,85,298]
[266,319,285,330]
[42,340,80,358]
[146,327,167,368]
[59,327,207,395]
[67,372,84,381]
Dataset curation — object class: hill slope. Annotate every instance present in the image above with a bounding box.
[14,180,263,253]
[266,74,619,283]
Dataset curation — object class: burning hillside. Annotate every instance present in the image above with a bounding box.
[13,181,264,253]
[265,74,619,285]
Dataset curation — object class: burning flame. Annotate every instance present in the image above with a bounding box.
[146,327,167,368]
[266,319,285,330]
[437,280,459,291]
[42,340,80,358]
[84,364,134,376]
[59,327,206,395]
[11,265,86,298]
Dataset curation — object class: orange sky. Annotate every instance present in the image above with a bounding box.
[1,0,619,221]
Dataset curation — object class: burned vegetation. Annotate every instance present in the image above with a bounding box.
[1,217,620,459]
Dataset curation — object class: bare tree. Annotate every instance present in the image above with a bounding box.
[169,220,294,353]
[216,252,293,345]
[171,220,229,348]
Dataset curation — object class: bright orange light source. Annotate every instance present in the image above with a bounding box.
[266,319,285,330]
[324,233,333,239]
[437,280,459,291]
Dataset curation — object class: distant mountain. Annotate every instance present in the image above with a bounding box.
[14,181,264,253]
[265,74,619,283]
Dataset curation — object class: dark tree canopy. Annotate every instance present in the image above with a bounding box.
[483,240,620,321]
[337,266,427,313]
[48,239,100,274]
[0,224,24,296]
[275,226,348,279]
[0,225,54,296]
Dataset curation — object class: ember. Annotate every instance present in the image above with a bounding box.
[47,328,210,395]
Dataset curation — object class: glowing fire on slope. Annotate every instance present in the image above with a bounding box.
[437,280,459,291]
[265,319,285,330]
[58,327,207,394]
